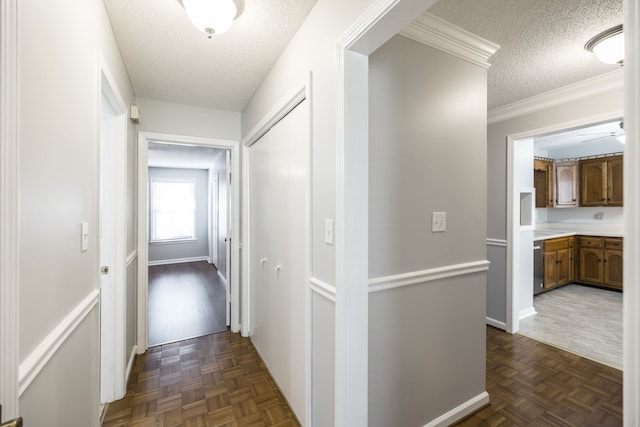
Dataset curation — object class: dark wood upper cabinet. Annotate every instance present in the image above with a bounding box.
[580,155,623,207]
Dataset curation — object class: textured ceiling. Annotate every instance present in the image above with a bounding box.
[103,0,317,112]
[428,0,623,109]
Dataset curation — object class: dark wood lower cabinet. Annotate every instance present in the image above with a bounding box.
[542,235,622,292]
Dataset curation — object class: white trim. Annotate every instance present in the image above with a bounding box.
[138,132,242,352]
[125,345,137,386]
[486,238,507,247]
[486,317,507,330]
[488,69,623,125]
[0,0,19,418]
[147,256,210,266]
[241,83,307,148]
[18,289,99,396]
[368,261,490,293]
[309,277,337,303]
[624,0,640,423]
[399,12,499,70]
[519,307,537,320]
[422,392,489,427]
[126,250,137,267]
[217,270,228,290]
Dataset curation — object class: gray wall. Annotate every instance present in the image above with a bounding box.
[18,0,136,424]
[368,35,488,425]
[148,167,210,263]
[486,88,623,325]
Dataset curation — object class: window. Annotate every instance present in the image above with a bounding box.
[150,178,196,242]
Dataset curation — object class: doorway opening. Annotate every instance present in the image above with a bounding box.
[137,133,240,353]
[508,115,624,369]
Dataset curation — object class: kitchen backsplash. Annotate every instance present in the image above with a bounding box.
[536,206,624,225]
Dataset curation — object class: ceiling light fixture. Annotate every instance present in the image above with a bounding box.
[585,24,624,65]
[178,0,244,38]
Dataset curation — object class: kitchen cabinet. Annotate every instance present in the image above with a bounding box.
[554,161,578,207]
[534,159,554,208]
[543,237,574,290]
[577,236,623,290]
[579,155,623,207]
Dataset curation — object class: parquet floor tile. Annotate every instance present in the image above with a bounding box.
[103,331,300,427]
[455,326,622,426]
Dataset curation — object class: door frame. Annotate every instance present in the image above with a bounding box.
[136,132,241,352]
[99,60,128,402]
[209,173,219,269]
[505,110,623,334]
[0,0,19,419]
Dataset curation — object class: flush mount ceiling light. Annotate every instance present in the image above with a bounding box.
[585,24,624,65]
[178,0,244,38]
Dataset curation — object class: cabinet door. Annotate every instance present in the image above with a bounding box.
[580,160,605,206]
[579,247,603,283]
[556,248,571,285]
[543,251,558,289]
[604,249,623,289]
[534,169,548,208]
[607,156,623,206]
[555,162,578,207]
[568,246,575,282]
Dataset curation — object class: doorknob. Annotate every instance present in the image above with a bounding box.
[0,406,22,427]
[100,266,110,275]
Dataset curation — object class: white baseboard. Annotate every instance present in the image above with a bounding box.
[519,307,537,320]
[217,270,228,289]
[148,256,210,266]
[423,391,490,427]
[486,317,507,330]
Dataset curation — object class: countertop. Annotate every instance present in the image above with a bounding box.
[532,225,624,241]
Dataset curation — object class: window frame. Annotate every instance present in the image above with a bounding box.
[149,177,197,244]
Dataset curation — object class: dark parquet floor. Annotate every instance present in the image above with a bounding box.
[148,261,228,346]
[455,326,622,426]
[102,330,300,427]
[103,326,622,426]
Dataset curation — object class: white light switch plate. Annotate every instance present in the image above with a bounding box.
[432,212,446,232]
[324,219,334,245]
[81,222,89,252]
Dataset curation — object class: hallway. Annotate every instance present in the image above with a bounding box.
[148,261,228,346]
[102,325,622,426]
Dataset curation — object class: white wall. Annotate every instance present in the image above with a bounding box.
[241,2,384,422]
[368,34,488,426]
[486,87,623,325]
[136,97,241,141]
[18,0,135,424]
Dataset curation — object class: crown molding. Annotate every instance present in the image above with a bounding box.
[488,68,624,125]
[399,12,499,70]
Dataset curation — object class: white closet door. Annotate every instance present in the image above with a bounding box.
[248,99,309,423]
[249,130,271,353]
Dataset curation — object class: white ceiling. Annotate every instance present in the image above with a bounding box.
[104,0,623,113]
[428,0,623,109]
[148,142,226,169]
[533,119,625,159]
[103,0,317,112]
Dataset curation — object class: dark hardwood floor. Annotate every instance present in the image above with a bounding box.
[455,326,622,426]
[102,330,300,427]
[103,325,622,426]
[149,261,228,346]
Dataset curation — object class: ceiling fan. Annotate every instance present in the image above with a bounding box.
[578,121,625,143]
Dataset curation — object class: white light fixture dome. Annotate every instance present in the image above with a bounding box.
[179,0,244,37]
[585,24,624,65]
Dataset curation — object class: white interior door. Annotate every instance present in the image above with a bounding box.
[210,174,219,268]
[225,151,232,325]
[99,72,127,403]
